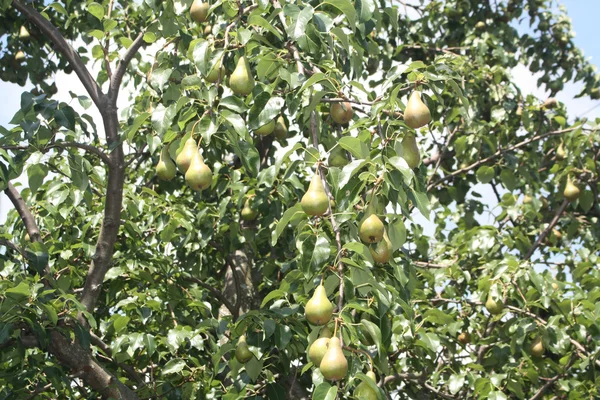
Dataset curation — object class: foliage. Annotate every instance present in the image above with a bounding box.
[1,0,600,399]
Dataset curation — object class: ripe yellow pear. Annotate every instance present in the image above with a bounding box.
[176,137,197,173]
[530,336,544,357]
[241,198,258,221]
[185,150,212,191]
[301,173,329,216]
[485,293,504,315]
[229,55,255,96]
[307,327,332,367]
[402,133,420,169]
[523,195,533,204]
[19,26,30,39]
[15,51,26,63]
[360,214,384,244]
[255,119,275,136]
[156,145,176,180]
[205,63,224,84]
[273,115,288,139]
[305,284,334,326]
[235,335,253,363]
[328,146,349,168]
[354,370,378,400]
[319,337,348,381]
[203,25,212,36]
[563,176,580,202]
[330,102,354,125]
[556,142,566,160]
[404,91,431,129]
[190,0,209,23]
[458,332,471,344]
[370,229,392,263]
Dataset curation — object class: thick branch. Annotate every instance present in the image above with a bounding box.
[109,31,146,103]
[0,238,26,258]
[5,182,42,242]
[12,0,105,109]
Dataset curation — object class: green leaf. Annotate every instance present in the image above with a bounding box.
[448,374,465,394]
[162,358,186,375]
[28,164,47,194]
[355,0,375,22]
[272,203,304,245]
[476,166,495,184]
[339,136,368,159]
[287,6,314,41]
[87,2,104,20]
[127,112,151,142]
[248,15,283,41]
[5,281,31,302]
[321,0,356,29]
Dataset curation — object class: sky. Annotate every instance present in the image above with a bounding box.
[1,0,600,234]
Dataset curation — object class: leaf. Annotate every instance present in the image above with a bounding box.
[476,166,495,184]
[388,156,415,183]
[272,203,304,246]
[313,383,336,400]
[248,15,283,41]
[87,2,104,20]
[5,281,30,302]
[355,0,375,22]
[162,358,186,375]
[448,374,465,394]
[287,6,314,41]
[127,112,151,142]
[339,136,368,159]
[28,164,47,194]
[321,0,356,28]
[388,218,406,251]
[245,357,264,382]
[410,189,430,219]
[152,103,177,136]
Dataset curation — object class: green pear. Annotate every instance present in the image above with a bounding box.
[330,101,353,125]
[530,336,544,357]
[273,115,288,139]
[176,137,197,173]
[370,229,392,263]
[185,150,212,191]
[485,293,504,315]
[354,370,378,400]
[308,327,332,367]
[305,284,334,326]
[404,91,431,129]
[205,63,225,84]
[235,335,253,363]
[556,141,566,160]
[328,145,349,168]
[190,0,209,23]
[319,337,348,381]
[360,214,384,244]
[402,133,420,169]
[19,26,30,39]
[229,55,255,96]
[475,21,486,30]
[156,145,177,180]
[564,176,580,202]
[301,173,329,216]
[523,195,533,204]
[241,198,258,221]
[255,119,275,136]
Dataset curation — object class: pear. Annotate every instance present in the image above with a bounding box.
[556,142,566,160]
[273,115,288,139]
[523,195,533,204]
[235,335,253,363]
[15,51,25,63]
[543,98,558,109]
[366,57,379,75]
[203,25,212,36]
[241,198,258,221]
[458,332,471,344]
[229,55,255,96]
[330,102,353,125]
[19,26,30,39]
[255,119,275,136]
[308,327,332,367]
[319,337,348,381]
[370,229,392,263]
[404,91,431,129]
[530,336,544,357]
[360,214,385,244]
[205,63,224,84]
[563,176,580,202]
[402,133,421,169]
[185,150,212,191]
[475,21,486,30]
[176,137,197,173]
[190,0,209,23]
[301,173,329,216]
[156,145,177,180]
[354,370,378,400]
[485,293,504,315]
[328,146,349,168]
[305,284,334,326]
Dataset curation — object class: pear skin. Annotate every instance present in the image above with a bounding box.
[301,173,329,216]
[402,133,421,169]
[563,176,580,202]
[229,55,255,96]
[235,335,253,363]
[190,0,209,23]
[530,336,544,358]
[156,145,177,180]
[255,119,275,136]
[241,199,258,221]
[185,150,212,191]
[458,332,471,344]
[485,293,504,315]
[205,63,224,83]
[360,214,385,244]
[556,142,566,160]
[331,102,354,125]
[19,26,30,39]
[319,337,348,381]
[305,284,334,326]
[176,137,197,173]
[370,229,392,263]
[273,115,288,139]
[404,91,431,129]
[308,337,330,367]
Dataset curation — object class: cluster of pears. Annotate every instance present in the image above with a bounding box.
[203,54,256,97]
[360,193,393,264]
[235,335,253,363]
[155,136,213,190]
[254,115,288,138]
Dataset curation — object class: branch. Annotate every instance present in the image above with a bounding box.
[428,126,458,185]
[528,355,576,400]
[109,31,146,103]
[427,126,580,190]
[0,238,26,258]
[186,275,238,320]
[12,0,105,109]
[523,199,568,261]
[50,142,111,164]
[273,0,304,76]
[5,182,42,243]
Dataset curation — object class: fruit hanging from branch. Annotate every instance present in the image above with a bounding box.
[305,283,334,326]
[404,91,431,129]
